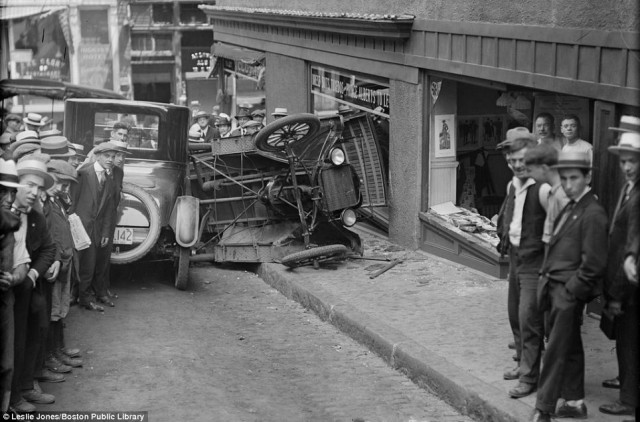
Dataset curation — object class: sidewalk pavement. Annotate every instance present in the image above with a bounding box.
[257,224,626,422]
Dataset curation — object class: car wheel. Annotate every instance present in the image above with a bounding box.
[174,246,190,290]
[280,244,349,268]
[254,113,321,153]
[110,182,162,265]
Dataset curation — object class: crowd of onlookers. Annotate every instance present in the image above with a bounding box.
[495,114,639,421]
[1,112,129,414]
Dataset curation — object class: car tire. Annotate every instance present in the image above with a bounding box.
[254,113,321,153]
[110,182,162,265]
[280,244,349,268]
[174,246,190,290]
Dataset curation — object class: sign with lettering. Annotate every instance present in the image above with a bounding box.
[78,43,113,90]
[311,66,389,112]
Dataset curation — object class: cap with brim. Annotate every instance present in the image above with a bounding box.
[608,131,640,155]
[41,136,75,158]
[16,158,54,189]
[12,144,41,161]
[0,158,27,188]
[23,112,45,127]
[109,140,132,154]
[609,115,640,133]
[47,159,78,183]
[4,114,21,123]
[551,150,592,169]
[93,141,120,154]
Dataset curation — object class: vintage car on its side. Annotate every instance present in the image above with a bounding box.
[64,99,364,290]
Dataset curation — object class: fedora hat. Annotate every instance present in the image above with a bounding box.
[251,109,266,118]
[93,141,120,154]
[552,150,592,169]
[609,115,640,133]
[40,136,75,158]
[608,131,640,155]
[16,158,54,189]
[109,140,132,154]
[47,159,78,183]
[497,127,536,150]
[234,109,252,120]
[0,158,27,188]
[271,107,288,117]
[39,129,62,139]
[23,112,45,127]
[193,110,211,120]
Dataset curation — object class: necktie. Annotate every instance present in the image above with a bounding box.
[98,170,105,189]
[610,182,631,233]
[553,200,576,235]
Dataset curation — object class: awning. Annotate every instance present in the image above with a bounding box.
[0,78,126,100]
[0,5,66,21]
[211,43,265,63]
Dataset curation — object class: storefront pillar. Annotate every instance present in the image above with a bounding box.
[264,52,308,119]
[388,79,424,248]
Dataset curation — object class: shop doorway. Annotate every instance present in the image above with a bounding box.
[133,82,171,103]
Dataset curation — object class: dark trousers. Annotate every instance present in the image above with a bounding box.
[508,249,521,361]
[10,281,31,404]
[20,280,49,392]
[616,301,639,407]
[95,238,113,297]
[0,289,14,411]
[536,280,585,413]
[78,242,107,304]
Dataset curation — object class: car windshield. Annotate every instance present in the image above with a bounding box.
[95,112,160,152]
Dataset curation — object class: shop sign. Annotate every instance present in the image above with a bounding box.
[183,50,211,73]
[78,43,113,90]
[311,66,389,111]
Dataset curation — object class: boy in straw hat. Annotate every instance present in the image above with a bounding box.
[9,158,58,413]
[532,150,608,421]
[43,160,83,370]
[599,120,640,417]
[0,158,28,414]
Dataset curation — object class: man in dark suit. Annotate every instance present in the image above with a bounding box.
[600,128,640,417]
[192,111,215,142]
[70,142,118,312]
[531,150,608,422]
[10,158,57,413]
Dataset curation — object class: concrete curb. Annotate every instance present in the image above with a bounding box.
[257,263,533,422]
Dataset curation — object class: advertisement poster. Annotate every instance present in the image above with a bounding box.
[435,114,456,158]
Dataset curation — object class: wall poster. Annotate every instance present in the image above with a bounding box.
[434,114,456,158]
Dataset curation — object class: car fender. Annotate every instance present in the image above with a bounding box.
[169,196,200,248]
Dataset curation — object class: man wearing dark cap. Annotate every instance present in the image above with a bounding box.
[70,142,118,312]
[2,114,21,137]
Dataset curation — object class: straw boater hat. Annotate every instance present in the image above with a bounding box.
[68,143,86,157]
[271,107,288,117]
[39,129,62,139]
[193,110,211,121]
[551,150,592,169]
[608,131,640,156]
[109,140,132,154]
[47,159,78,184]
[23,112,45,127]
[608,115,640,133]
[16,158,54,189]
[11,131,40,151]
[40,136,76,158]
[215,114,231,126]
[496,127,536,150]
[0,158,27,189]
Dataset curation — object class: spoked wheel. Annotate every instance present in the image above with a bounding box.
[174,246,190,290]
[255,113,321,153]
[280,244,349,269]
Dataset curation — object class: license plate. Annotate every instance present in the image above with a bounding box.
[113,227,133,245]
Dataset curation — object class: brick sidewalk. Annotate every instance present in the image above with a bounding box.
[257,224,624,422]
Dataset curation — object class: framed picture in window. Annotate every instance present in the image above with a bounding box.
[434,114,456,158]
[480,115,507,148]
[457,116,481,152]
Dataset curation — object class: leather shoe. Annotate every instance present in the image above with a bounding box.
[107,289,118,299]
[9,398,35,413]
[97,296,115,307]
[82,301,104,312]
[508,341,516,350]
[530,409,551,422]
[554,402,587,419]
[22,389,55,404]
[60,347,81,358]
[503,366,520,380]
[509,381,536,398]
[602,376,620,389]
[44,356,72,374]
[599,400,634,415]
[55,351,82,368]
[36,369,65,383]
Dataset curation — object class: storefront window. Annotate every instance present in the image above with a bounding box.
[310,65,390,230]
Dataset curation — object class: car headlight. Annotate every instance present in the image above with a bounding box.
[341,208,357,227]
[329,147,345,165]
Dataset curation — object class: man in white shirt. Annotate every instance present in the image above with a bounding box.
[561,115,593,165]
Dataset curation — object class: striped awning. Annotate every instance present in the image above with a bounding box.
[0,5,66,21]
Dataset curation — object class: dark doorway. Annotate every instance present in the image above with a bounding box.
[133,82,171,103]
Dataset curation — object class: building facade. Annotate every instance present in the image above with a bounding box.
[202,0,639,277]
